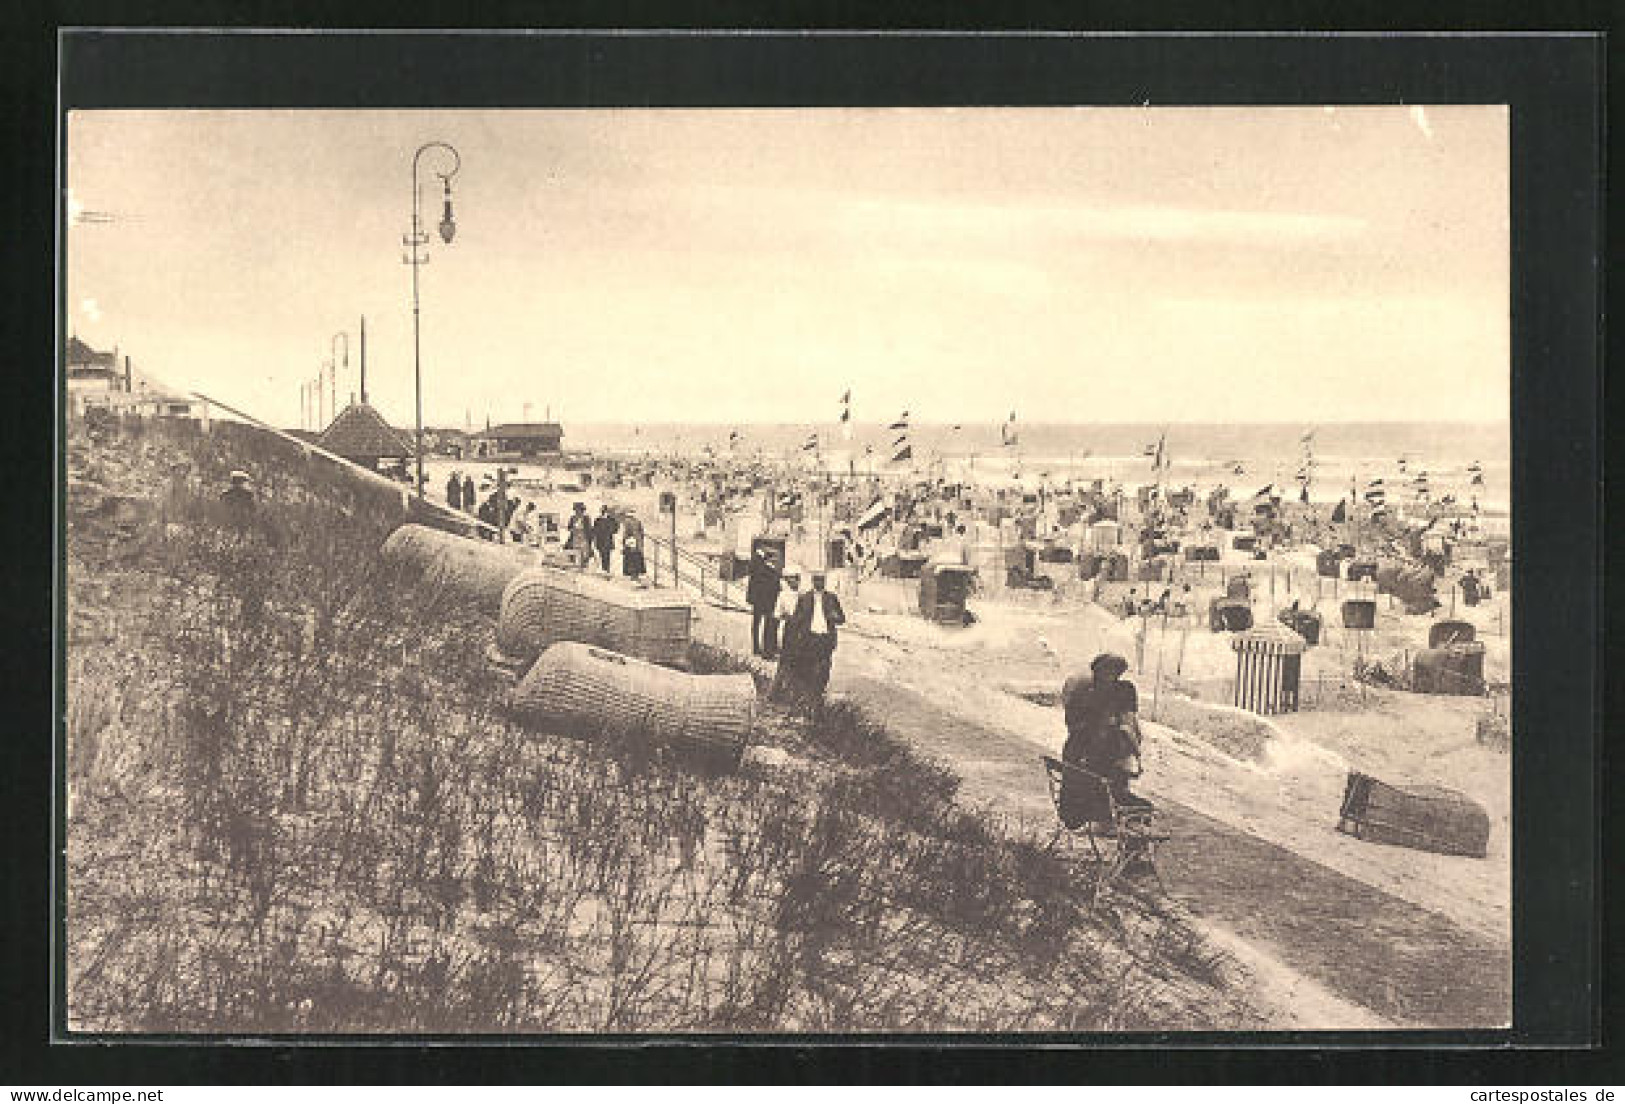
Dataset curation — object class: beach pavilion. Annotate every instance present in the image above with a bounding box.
[317,402,414,473]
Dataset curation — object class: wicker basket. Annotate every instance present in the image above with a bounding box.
[1277,608,1322,646]
[510,641,754,769]
[1428,619,1478,648]
[1412,643,1487,696]
[380,523,537,614]
[1341,599,1377,629]
[1209,597,1253,633]
[496,566,693,668]
[1336,771,1490,858]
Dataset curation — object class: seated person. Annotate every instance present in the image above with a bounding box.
[1059,653,1152,828]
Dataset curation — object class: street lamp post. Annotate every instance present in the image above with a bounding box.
[329,332,350,418]
[403,141,461,498]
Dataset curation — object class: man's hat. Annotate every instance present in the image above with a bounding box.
[229,470,251,484]
[783,563,803,578]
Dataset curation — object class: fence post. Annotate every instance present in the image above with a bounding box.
[496,467,508,544]
[670,505,679,588]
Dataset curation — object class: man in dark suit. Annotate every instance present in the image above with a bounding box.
[780,570,845,711]
[745,547,782,656]
[591,505,619,572]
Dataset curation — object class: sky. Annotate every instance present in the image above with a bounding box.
[66,106,1508,430]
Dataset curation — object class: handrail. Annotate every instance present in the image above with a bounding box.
[644,532,746,611]
[189,390,503,539]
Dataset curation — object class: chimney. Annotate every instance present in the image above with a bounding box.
[124,355,132,393]
[359,315,367,404]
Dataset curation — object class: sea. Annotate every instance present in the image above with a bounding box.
[558,421,1510,511]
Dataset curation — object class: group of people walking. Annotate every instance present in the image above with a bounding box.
[746,548,846,714]
[565,501,647,581]
[443,469,651,580]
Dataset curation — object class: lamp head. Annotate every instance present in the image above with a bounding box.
[438,178,456,244]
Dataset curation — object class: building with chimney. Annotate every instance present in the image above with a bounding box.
[66,336,203,419]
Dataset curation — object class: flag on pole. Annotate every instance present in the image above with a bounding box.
[1001,410,1018,447]
[856,496,889,531]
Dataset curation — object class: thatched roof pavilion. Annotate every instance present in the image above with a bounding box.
[317,402,414,470]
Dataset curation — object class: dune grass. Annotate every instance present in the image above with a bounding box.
[63,412,1253,1033]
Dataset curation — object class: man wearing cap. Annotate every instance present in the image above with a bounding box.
[766,563,802,660]
[219,470,256,529]
[783,570,845,712]
[591,505,619,573]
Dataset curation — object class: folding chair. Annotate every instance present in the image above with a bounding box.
[1040,755,1170,904]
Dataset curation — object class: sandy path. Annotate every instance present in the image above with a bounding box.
[692,603,1510,1029]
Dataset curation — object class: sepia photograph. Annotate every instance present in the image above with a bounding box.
[61,100,1516,1035]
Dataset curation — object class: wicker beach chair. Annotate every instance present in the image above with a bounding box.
[1040,756,1170,905]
